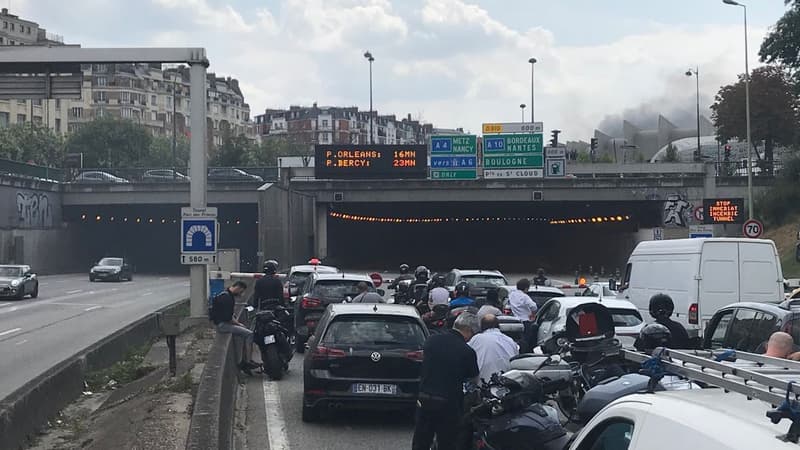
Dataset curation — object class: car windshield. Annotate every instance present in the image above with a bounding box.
[98,258,123,266]
[0,267,22,277]
[321,315,426,348]
[312,279,372,299]
[608,308,643,327]
[462,275,507,286]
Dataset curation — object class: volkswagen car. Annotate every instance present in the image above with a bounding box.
[302,303,427,422]
[0,265,38,300]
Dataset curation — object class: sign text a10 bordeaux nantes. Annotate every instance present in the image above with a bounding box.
[483,134,543,154]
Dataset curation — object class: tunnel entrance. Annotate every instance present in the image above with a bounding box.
[326,201,663,274]
[64,204,258,274]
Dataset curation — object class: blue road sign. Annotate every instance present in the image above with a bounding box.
[182,219,217,253]
[430,156,477,168]
[431,138,452,153]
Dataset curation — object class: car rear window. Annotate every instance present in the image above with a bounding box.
[608,308,643,327]
[462,275,507,286]
[288,272,312,285]
[321,315,426,348]
[312,279,372,299]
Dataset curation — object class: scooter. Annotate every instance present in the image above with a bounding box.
[249,304,293,380]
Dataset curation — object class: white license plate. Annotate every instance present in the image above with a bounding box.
[351,383,397,395]
[263,335,276,345]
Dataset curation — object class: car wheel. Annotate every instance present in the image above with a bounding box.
[89,275,96,282]
[31,283,38,298]
[301,398,320,423]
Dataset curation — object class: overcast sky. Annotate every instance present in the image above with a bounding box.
[12,0,791,140]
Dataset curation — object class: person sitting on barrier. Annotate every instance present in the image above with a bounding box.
[764,331,800,360]
[210,280,258,375]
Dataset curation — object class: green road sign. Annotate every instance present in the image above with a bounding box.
[431,169,478,180]
[484,154,543,168]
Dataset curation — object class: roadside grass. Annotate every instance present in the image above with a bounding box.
[85,345,155,391]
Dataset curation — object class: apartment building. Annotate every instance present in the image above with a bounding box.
[254,105,433,146]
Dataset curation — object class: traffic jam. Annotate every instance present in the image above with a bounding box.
[218,237,800,450]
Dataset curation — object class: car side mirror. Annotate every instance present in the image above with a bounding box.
[377,289,386,297]
[608,279,617,291]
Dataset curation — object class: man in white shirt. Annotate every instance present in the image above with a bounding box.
[468,314,519,383]
[508,278,537,321]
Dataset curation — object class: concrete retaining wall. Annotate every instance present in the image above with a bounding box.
[0,299,189,450]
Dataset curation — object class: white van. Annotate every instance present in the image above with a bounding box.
[620,238,784,337]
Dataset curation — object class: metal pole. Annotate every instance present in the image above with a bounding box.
[369,58,373,145]
[695,67,701,161]
[530,62,535,123]
[172,73,177,179]
[189,57,209,319]
[742,5,753,220]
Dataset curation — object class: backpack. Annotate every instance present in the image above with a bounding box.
[208,291,227,323]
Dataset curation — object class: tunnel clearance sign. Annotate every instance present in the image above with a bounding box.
[429,135,477,180]
[481,133,544,179]
[315,144,427,179]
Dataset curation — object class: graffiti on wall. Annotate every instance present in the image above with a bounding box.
[663,193,692,228]
[16,192,52,228]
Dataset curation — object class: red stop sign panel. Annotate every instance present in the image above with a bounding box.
[370,272,383,288]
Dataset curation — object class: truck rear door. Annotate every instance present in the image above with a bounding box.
[738,241,782,304]
[699,242,739,324]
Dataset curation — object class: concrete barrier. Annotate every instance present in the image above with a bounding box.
[0,298,189,450]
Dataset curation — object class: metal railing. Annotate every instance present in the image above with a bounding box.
[0,158,64,182]
[63,166,279,184]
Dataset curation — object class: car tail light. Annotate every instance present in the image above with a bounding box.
[312,346,346,360]
[301,297,321,309]
[305,320,317,329]
[305,389,325,396]
[689,303,698,324]
[503,308,512,316]
[406,350,424,361]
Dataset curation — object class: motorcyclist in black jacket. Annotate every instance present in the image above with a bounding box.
[252,260,285,310]
[389,263,415,289]
[648,293,690,349]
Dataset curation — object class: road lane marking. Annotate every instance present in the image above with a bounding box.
[141,292,153,297]
[84,306,103,312]
[262,379,290,450]
[14,339,27,345]
[66,289,83,294]
[0,327,21,337]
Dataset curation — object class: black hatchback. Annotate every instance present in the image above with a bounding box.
[703,301,800,353]
[302,303,428,422]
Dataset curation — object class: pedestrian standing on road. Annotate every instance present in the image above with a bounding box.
[210,280,258,376]
[468,314,519,383]
[351,281,385,303]
[412,312,479,450]
[508,279,538,352]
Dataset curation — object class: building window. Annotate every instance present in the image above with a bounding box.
[167,96,173,108]
[3,22,7,29]
[121,108,133,119]
[121,91,130,103]
[33,116,42,124]
[27,26,31,34]
[213,104,219,114]
[96,76,107,87]
[0,37,4,44]
[55,99,61,109]
[151,95,157,106]
[55,118,61,132]
[33,99,42,106]
[167,112,172,123]
[9,40,14,45]
[151,111,157,121]
[153,81,158,90]
[96,108,105,118]
[94,64,107,73]
[0,112,8,128]
[10,23,14,31]
[94,91,107,102]
[71,107,82,119]
[16,114,25,123]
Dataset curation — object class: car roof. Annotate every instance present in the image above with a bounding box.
[328,303,421,318]
[0,264,25,269]
[548,296,638,310]
[607,390,796,449]
[314,272,373,282]
[527,285,564,295]
[632,238,775,255]
[290,265,338,274]
[717,301,791,317]
[453,269,505,277]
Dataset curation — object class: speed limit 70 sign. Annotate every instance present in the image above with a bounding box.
[743,219,764,239]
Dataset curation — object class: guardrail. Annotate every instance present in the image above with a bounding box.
[0,158,64,182]
[63,167,279,184]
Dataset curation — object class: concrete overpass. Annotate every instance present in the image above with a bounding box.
[61,181,262,206]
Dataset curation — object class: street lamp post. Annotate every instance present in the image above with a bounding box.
[528,58,537,123]
[685,67,701,162]
[364,51,375,144]
[520,104,526,122]
[723,0,753,220]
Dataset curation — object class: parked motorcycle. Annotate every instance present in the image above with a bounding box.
[250,305,293,380]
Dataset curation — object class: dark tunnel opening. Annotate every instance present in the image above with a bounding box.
[63,204,259,274]
[326,201,663,274]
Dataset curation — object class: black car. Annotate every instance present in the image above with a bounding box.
[294,272,380,352]
[703,302,800,353]
[89,257,134,282]
[302,303,428,422]
[0,265,38,300]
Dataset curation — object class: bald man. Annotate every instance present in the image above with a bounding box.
[765,331,798,359]
[467,314,519,383]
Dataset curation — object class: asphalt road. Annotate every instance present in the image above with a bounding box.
[0,274,189,400]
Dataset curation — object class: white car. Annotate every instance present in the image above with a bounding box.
[580,282,619,300]
[283,264,340,299]
[535,297,644,351]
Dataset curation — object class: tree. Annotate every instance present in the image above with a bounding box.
[0,124,63,166]
[211,126,254,167]
[146,134,190,168]
[663,143,679,162]
[65,118,153,168]
[710,65,798,174]
[245,137,310,166]
[760,1,800,86]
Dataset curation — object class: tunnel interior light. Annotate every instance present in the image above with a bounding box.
[329,211,632,225]
[95,215,101,221]
[81,214,87,220]
[136,218,141,223]
[148,218,153,223]
[110,216,115,222]
[124,217,128,222]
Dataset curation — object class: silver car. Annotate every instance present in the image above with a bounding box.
[74,171,130,184]
[0,265,39,300]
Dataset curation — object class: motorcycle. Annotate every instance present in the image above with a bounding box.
[249,304,294,380]
[464,370,571,450]
[393,278,413,305]
[413,282,431,315]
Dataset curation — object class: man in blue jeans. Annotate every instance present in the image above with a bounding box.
[210,280,258,375]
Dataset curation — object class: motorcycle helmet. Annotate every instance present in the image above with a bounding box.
[635,323,672,353]
[432,273,447,288]
[414,265,430,282]
[649,293,675,319]
[455,281,470,297]
[263,259,279,275]
[399,264,410,275]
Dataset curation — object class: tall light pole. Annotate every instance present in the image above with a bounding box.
[364,51,374,144]
[528,58,537,123]
[685,67,701,162]
[723,0,753,220]
[520,103,526,122]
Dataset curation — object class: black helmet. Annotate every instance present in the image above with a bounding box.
[399,264,410,274]
[415,265,430,281]
[263,259,279,275]
[432,273,447,288]
[635,323,672,353]
[455,281,470,297]
[537,268,546,276]
[649,293,674,319]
